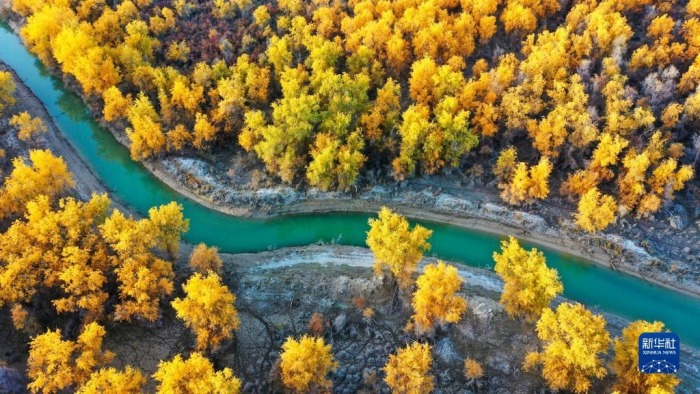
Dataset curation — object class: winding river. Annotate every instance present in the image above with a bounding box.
[2,23,700,348]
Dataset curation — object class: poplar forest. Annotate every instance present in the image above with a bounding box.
[1,0,700,392]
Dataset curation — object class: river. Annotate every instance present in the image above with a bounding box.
[1,22,699,348]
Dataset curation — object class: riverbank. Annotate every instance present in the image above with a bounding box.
[222,244,700,392]
[148,151,700,298]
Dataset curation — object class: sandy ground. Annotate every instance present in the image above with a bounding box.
[144,245,700,393]
[221,244,700,393]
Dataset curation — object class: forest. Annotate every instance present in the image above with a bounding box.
[7,0,700,233]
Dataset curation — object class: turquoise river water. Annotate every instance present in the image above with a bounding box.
[1,22,699,347]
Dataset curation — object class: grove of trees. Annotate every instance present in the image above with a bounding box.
[11,0,700,233]
[0,131,685,393]
[0,49,686,392]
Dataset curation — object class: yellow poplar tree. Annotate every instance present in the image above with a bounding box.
[494,147,517,180]
[0,149,74,219]
[102,86,132,122]
[280,335,338,392]
[409,57,438,106]
[366,207,432,289]
[10,112,47,141]
[464,358,484,381]
[28,322,114,394]
[528,157,553,200]
[171,272,240,351]
[384,342,434,394]
[100,207,181,322]
[492,237,563,321]
[77,367,146,394]
[499,158,552,205]
[524,303,611,394]
[411,261,467,334]
[146,201,190,258]
[153,353,241,394]
[126,93,166,160]
[612,320,680,393]
[0,194,111,321]
[361,78,401,145]
[0,70,17,113]
[575,187,617,232]
[193,112,217,149]
[189,243,223,274]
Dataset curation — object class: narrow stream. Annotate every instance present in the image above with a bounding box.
[1,22,699,347]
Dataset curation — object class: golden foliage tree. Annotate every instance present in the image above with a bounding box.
[172,272,240,352]
[494,147,517,180]
[0,188,188,326]
[366,207,432,289]
[561,169,600,198]
[0,70,16,114]
[10,112,47,141]
[192,112,217,149]
[392,104,431,180]
[612,320,680,393]
[100,204,185,321]
[499,158,553,205]
[0,194,111,320]
[384,342,434,394]
[492,237,563,321]
[411,261,467,334]
[189,243,223,274]
[21,5,78,65]
[153,353,241,394]
[408,57,438,106]
[77,367,146,394]
[524,303,611,394]
[126,93,165,160]
[501,2,538,34]
[463,358,484,381]
[0,149,74,219]
[50,23,121,95]
[361,78,401,145]
[280,335,338,392]
[28,322,114,394]
[102,86,132,122]
[146,201,190,258]
[575,187,618,232]
[306,131,366,191]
